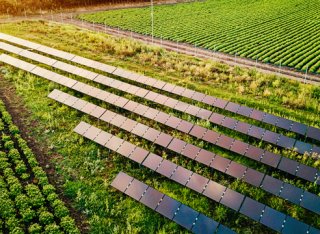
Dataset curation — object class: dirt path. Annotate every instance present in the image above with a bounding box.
[1,3,320,85]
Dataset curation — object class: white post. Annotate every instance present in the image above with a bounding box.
[151,0,154,44]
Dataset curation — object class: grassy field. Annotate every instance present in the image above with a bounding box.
[0,21,319,233]
[79,0,320,75]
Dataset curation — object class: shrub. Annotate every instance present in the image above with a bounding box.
[39,211,54,225]
[44,223,63,234]
[25,184,45,208]
[60,216,80,234]
[28,223,42,234]
[8,149,21,161]
[21,207,36,223]
[43,185,56,196]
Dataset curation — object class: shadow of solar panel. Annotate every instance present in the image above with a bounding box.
[111,172,134,192]
[282,216,309,234]
[294,141,312,155]
[213,98,228,109]
[277,135,296,149]
[189,125,207,139]
[220,189,244,212]
[210,156,231,173]
[209,113,225,125]
[167,138,187,154]
[156,195,181,219]
[216,135,234,150]
[261,175,283,196]
[276,118,293,130]
[226,161,246,179]
[230,140,249,155]
[221,117,238,129]
[155,133,173,147]
[196,150,215,166]
[260,151,281,167]
[142,153,163,170]
[130,148,149,164]
[192,213,218,234]
[186,173,209,193]
[290,122,308,135]
[177,120,194,133]
[237,106,253,117]
[116,141,136,158]
[171,166,193,186]
[203,181,226,202]
[277,157,299,175]
[260,207,286,232]
[296,164,317,182]
[247,126,265,139]
[243,169,264,187]
[140,187,164,210]
[182,144,201,160]
[300,191,320,215]
[245,146,264,161]
[239,197,265,222]
[280,183,303,205]
[173,204,199,230]
[225,102,240,113]
[125,179,148,200]
[263,114,279,125]
[156,160,177,178]
[202,130,220,144]
[234,121,251,134]
[202,95,216,105]
[307,127,320,141]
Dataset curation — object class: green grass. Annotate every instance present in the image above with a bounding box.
[79,0,320,74]
[0,20,319,233]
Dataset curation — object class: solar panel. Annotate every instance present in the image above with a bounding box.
[282,216,309,234]
[262,130,280,144]
[142,153,163,171]
[242,169,264,187]
[173,204,199,230]
[191,213,219,234]
[279,183,303,205]
[306,126,320,141]
[210,155,231,173]
[186,173,209,193]
[155,195,181,219]
[216,135,234,150]
[247,126,265,139]
[170,166,193,185]
[176,120,194,133]
[237,106,253,117]
[167,138,187,153]
[202,95,216,105]
[220,188,244,212]
[140,187,164,209]
[249,109,266,121]
[189,125,207,139]
[225,102,240,113]
[260,207,286,232]
[209,113,225,125]
[105,136,124,151]
[83,125,101,140]
[156,160,177,178]
[195,149,215,166]
[294,141,313,155]
[263,114,279,125]
[300,191,320,214]
[225,161,247,179]
[116,141,136,158]
[202,181,226,202]
[239,197,265,221]
[261,175,283,196]
[181,143,201,160]
[277,157,299,175]
[154,133,173,147]
[110,172,134,192]
[221,117,238,130]
[125,179,148,200]
[276,118,293,131]
[202,130,220,144]
[277,135,296,149]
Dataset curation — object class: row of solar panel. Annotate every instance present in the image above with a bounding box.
[0,32,319,143]
[0,53,318,186]
[112,171,235,234]
[73,120,318,234]
[0,41,318,157]
[48,88,320,215]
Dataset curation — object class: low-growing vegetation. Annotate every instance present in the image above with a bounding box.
[0,21,319,233]
[0,100,80,233]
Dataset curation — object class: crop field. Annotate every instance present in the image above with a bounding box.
[79,0,320,74]
[0,20,319,234]
[0,100,79,233]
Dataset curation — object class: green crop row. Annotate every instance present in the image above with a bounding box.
[79,0,320,75]
[0,100,80,234]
